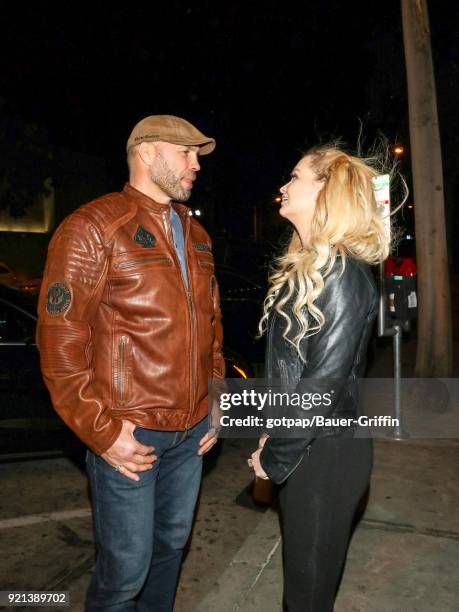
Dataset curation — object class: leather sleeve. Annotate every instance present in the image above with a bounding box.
[36,212,122,455]
[260,262,376,484]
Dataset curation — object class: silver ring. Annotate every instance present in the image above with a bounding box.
[247,458,253,468]
[114,465,123,472]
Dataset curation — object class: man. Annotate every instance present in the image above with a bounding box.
[37,115,225,611]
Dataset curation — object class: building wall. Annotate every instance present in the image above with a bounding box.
[0,148,107,281]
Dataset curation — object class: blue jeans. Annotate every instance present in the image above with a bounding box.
[85,417,208,611]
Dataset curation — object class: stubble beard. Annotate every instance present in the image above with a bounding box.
[150,153,192,202]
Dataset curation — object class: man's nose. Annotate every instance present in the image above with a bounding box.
[189,153,200,172]
[280,184,286,194]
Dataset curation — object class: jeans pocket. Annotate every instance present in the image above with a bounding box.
[85,449,94,466]
[132,426,159,449]
[132,425,144,443]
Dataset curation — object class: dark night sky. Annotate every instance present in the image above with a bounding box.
[0,0,457,240]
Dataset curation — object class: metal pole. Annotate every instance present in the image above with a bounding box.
[377,262,410,439]
[378,261,389,337]
[391,324,409,439]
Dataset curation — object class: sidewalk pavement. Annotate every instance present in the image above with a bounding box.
[4,324,458,612]
[4,433,458,611]
[196,437,459,612]
[192,334,459,612]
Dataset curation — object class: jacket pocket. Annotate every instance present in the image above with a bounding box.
[196,252,215,272]
[113,255,173,271]
[114,334,131,406]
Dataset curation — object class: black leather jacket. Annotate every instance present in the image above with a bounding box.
[260,257,378,484]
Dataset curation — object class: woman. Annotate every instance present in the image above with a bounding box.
[250,145,391,611]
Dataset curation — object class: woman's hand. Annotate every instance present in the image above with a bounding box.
[249,433,270,479]
[258,433,269,449]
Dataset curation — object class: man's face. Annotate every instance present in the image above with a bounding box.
[149,142,201,202]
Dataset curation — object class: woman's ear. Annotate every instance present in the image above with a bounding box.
[314,177,326,199]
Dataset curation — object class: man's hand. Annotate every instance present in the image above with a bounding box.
[101,420,157,481]
[198,427,218,456]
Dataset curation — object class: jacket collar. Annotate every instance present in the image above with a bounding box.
[123,183,191,219]
[123,183,164,213]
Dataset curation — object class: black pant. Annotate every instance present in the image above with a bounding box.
[278,432,372,612]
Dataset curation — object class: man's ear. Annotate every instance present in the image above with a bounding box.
[138,142,156,166]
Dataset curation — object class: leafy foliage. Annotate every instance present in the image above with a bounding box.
[0,116,55,218]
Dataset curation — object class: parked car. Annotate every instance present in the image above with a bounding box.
[0,284,252,459]
[0,261,17,287]
[16,276,43,294]
[0,285,71,458]
[0,260,42,294]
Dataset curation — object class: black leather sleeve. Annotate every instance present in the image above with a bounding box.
[260,261,376,484]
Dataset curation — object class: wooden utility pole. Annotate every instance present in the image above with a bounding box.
[401,0,452,376]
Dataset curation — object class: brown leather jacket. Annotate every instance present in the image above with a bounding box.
[37,183,225,455]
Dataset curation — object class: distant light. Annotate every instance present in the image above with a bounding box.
[274,196,281,203]
[392,144,405,156]
[408,204,413,209]
[406,234,412,239]
[232,364,248,378]
[188,210,193,216]
[194,209,202,216]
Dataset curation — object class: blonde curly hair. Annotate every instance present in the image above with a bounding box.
[259,144,400,359]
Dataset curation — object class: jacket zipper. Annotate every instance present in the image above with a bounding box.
[118,335,126,404]
[186,290,197,426]
[183,216,197,430]
[162,208,197,428]
[265,288,312,484]
[277,443,312,484]
[266,309,277,379]
[115,256,172,270]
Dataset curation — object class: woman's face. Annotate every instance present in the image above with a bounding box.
[279,156,324,243]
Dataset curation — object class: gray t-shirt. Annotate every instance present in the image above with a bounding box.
[170,206,189,289]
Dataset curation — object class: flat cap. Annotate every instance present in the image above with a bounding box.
[126,115,215,155]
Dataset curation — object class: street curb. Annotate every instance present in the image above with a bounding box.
[195,508,281,612]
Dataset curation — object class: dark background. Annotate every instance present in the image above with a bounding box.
[0,0,457,267]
